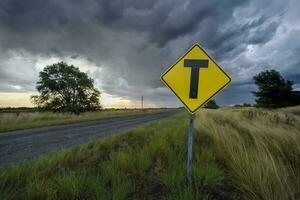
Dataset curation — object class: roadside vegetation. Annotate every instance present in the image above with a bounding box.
[0,106,299,199]
[0,108,171,133]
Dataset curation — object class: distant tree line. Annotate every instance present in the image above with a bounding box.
[233,103,252,108]
[204,99,219,109]
[0,107,39,113]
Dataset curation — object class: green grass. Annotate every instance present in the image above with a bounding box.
[0,106,299,199]
[0,108,172,132]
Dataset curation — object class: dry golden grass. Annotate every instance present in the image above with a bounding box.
[0,106,299,199]
[195,106,300,199]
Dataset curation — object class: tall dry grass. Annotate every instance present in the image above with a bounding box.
[195,106,300,199]
[0,106,299,199]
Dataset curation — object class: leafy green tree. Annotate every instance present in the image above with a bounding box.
[253,69,295,108]
[31,62,101,113]
[204,99,219,109]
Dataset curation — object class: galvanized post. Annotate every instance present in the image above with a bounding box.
[187,113,194,184]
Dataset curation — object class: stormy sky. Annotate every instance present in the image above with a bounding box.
[0,0,299,108]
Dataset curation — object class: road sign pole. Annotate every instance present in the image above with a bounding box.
[160,43,231,183]
[187,113,194,184]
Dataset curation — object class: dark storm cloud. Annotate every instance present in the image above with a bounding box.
[0,0,299,106]
[0,0,242,49]
[247,21,279,45]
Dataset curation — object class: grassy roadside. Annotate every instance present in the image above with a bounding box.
[0,108,173,133]
[0,106,299,199]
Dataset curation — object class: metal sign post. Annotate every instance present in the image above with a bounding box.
[187,113,194,183]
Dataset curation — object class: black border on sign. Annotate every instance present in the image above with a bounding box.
[160,43,232,113]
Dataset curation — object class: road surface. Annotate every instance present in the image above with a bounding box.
[0,110,182,168]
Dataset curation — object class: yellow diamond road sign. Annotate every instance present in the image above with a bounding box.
[161,43,231,113]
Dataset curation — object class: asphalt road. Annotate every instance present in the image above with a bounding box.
[0,110,182,168]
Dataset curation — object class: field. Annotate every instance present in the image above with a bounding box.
[0,108,171,133]
[0,106,299,199]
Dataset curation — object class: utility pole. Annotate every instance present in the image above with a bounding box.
[141,96,143,110]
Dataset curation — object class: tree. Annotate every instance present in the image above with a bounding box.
[233,103,252,108]
[253,69,296,108]
[31,62,101,113]
[204,99,219,109]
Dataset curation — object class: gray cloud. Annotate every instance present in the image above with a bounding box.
[0,0,299,107]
